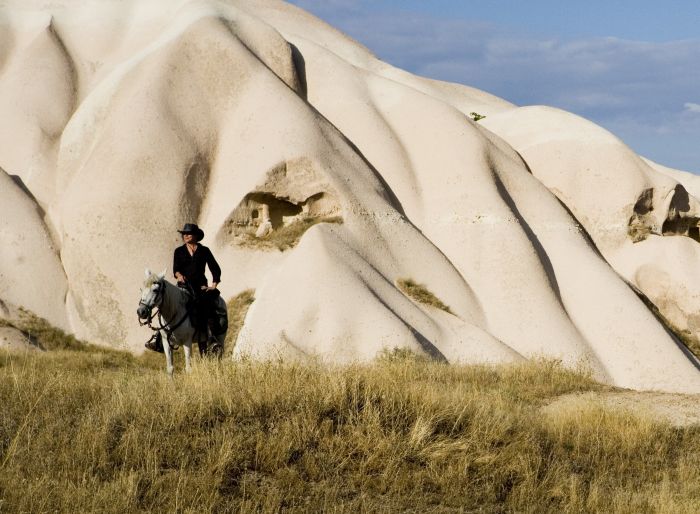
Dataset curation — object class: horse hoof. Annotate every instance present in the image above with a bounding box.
[209,343,223,359]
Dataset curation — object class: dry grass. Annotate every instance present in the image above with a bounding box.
[396,278,453,314]
[224,289,255,357]
[236,216,343,251]
[627,216,653,243]
[2,345,699,513]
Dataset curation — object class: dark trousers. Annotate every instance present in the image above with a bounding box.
[197,289,221,331]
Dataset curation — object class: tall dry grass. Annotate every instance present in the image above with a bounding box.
[1,346,699,513]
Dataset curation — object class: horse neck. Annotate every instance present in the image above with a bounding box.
[159,281,187,321]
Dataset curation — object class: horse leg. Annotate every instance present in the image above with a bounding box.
[162,330,174,376]
[184,343,192,373]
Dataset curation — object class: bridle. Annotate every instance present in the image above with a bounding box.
[138,280,190,341]
[138,280,164,328]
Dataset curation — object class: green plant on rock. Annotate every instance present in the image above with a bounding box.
[396,278,453,314]
[469,111,486,122]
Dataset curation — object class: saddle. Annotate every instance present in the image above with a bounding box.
[144,283,227,354]
[179,282,225,344]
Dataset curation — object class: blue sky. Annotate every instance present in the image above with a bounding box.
[289,0,700,173]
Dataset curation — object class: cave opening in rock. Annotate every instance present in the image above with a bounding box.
[221,188,342,250]
[661,218,700,242]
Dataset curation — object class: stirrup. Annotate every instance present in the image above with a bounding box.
[145,332,164,353]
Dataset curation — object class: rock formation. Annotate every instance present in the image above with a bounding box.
[1,0,699,393]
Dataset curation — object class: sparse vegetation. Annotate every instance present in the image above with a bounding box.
[396,278,453,314]
[377,346,432,364]
[3,347,700,513]
[236,215,343,251]
[632,288,700,360]
[224,289,255,357]
[651,310,700,361]
[1,307,95,352]
[469,111,486,122]
[628,214,653,243]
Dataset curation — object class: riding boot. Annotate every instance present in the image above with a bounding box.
[214,295,228,335]
[209,317,223,337]
[145,331,164,353]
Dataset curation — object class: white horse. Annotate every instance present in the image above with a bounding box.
[137,269,226,374]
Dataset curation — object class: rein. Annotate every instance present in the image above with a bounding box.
[138,282,192,346]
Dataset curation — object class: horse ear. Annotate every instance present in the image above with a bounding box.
[145,268,152,279]
[158,269,166,280]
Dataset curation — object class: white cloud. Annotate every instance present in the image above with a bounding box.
[288,1,700,172]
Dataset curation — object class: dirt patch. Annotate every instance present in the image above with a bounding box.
[543,391,700,428]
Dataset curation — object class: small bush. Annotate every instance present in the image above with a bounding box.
[377,346,432,363]
[396,278,452,314]
[469,111,486,122]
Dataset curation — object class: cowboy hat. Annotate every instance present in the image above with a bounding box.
[177,223,204,241]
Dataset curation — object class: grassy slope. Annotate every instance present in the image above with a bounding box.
[1,347,700,513]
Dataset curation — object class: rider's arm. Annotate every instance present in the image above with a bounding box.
[173,248,186,282]
[206,247,221,287]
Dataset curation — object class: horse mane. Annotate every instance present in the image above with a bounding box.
[144,274,163,288]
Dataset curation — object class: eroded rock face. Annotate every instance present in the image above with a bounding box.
[1,0,700,393]
[629,185,700,243]
[482,107,700,362]
[219,158,341,246]
[0,168,68,330]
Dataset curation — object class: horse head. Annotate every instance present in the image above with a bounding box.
[137,268,167,320]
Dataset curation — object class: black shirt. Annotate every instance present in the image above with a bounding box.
[173,244,221,290]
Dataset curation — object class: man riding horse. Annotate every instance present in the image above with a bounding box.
[144,222,224,353]
[173,222,224,338]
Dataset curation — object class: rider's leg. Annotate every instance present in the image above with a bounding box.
[206,296,227,360]
[207,290,225,337]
